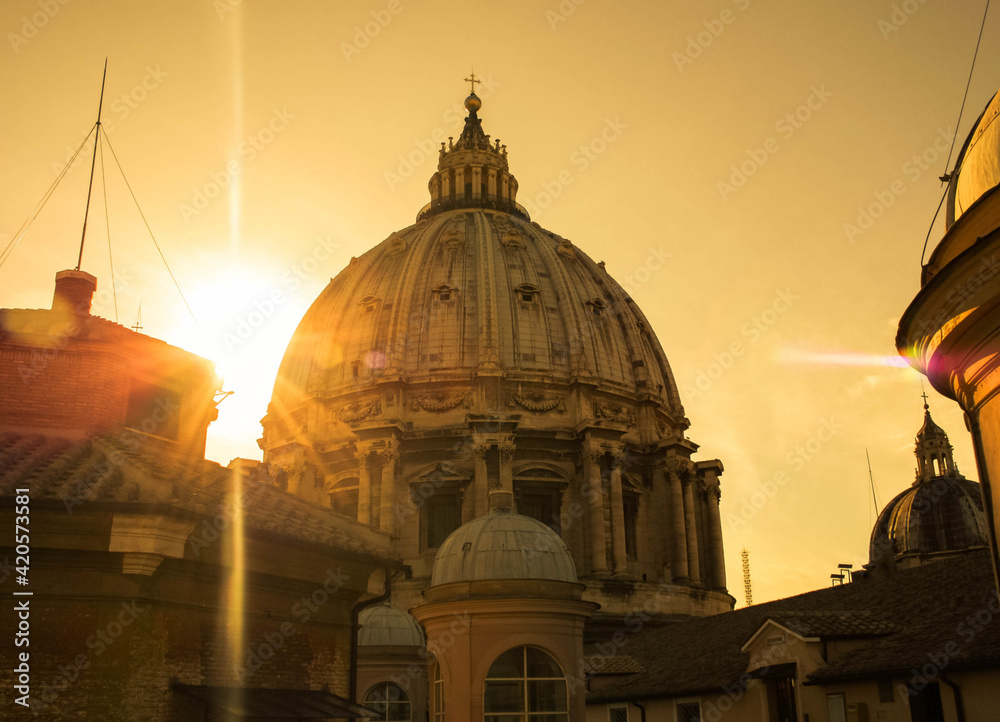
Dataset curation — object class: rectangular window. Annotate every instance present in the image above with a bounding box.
[623,494,639,559]
[609,705,629,722]
[424,492,462,549]
[677,701,700,722]
[125,379,180,440]
[877,678,894,703]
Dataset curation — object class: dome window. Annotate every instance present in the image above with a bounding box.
[586,298,606,317]
[516,283,539,303]
[359,296,379,313]
[433,283,457,302]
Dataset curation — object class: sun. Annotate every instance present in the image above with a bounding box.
[166,265,308,463]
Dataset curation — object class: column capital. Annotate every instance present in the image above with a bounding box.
[498,438,516,463]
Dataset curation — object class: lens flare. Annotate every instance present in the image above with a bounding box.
[777,348,909,368]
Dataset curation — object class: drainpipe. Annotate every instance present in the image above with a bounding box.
[941,673,965,722]
[631,700,647,722]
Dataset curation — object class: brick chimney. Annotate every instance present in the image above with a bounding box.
[52,269,97,315]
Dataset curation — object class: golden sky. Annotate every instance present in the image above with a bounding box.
[2,0,997,606]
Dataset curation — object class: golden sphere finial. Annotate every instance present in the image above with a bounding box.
[465,92,482,113]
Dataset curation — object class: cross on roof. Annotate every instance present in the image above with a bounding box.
[921,389,929,409]
[465,72,481,93]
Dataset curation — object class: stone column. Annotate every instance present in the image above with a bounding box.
[487,169,497,199]
[669,470,688,582]
[473,440,489,518]
[455,167,465,198]
[441,171,451,199]
[356,447,371,525]
[378,443,399,536]
[683,476,701,584]
[471,165,482,199]
[706,486,726,590]
[498,437,515,495]
[609,448,628,573]
[585,446,607,574]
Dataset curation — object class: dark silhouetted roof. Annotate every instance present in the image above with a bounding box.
[0,432,398,564]
[587,550,1000,702]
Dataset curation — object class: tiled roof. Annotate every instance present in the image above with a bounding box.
[584,654,645,675]
[0,432,394,561]
[768,611,897,638]
[587,549,1000,702]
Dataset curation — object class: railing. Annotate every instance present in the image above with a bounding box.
[416,194,531,222]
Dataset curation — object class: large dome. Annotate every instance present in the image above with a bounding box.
[430,502,577,587]
[268,204,682,420]
[260,88,732,622]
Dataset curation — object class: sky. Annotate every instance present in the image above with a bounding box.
[1,0,997,607]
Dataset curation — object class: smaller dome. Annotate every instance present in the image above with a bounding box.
[869,477,987,565]
[358,605,424,647]
[430,506,577,586]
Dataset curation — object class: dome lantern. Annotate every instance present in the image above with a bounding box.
[420,77,525,222]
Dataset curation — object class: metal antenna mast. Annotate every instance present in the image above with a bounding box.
[75,59,108,271]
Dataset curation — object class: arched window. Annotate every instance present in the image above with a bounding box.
[327,477,359,519]
[364,682,411,721]
[483,646,568,720]
[432,661,445,722]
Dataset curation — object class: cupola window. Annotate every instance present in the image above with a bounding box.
[360,296,378,313]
